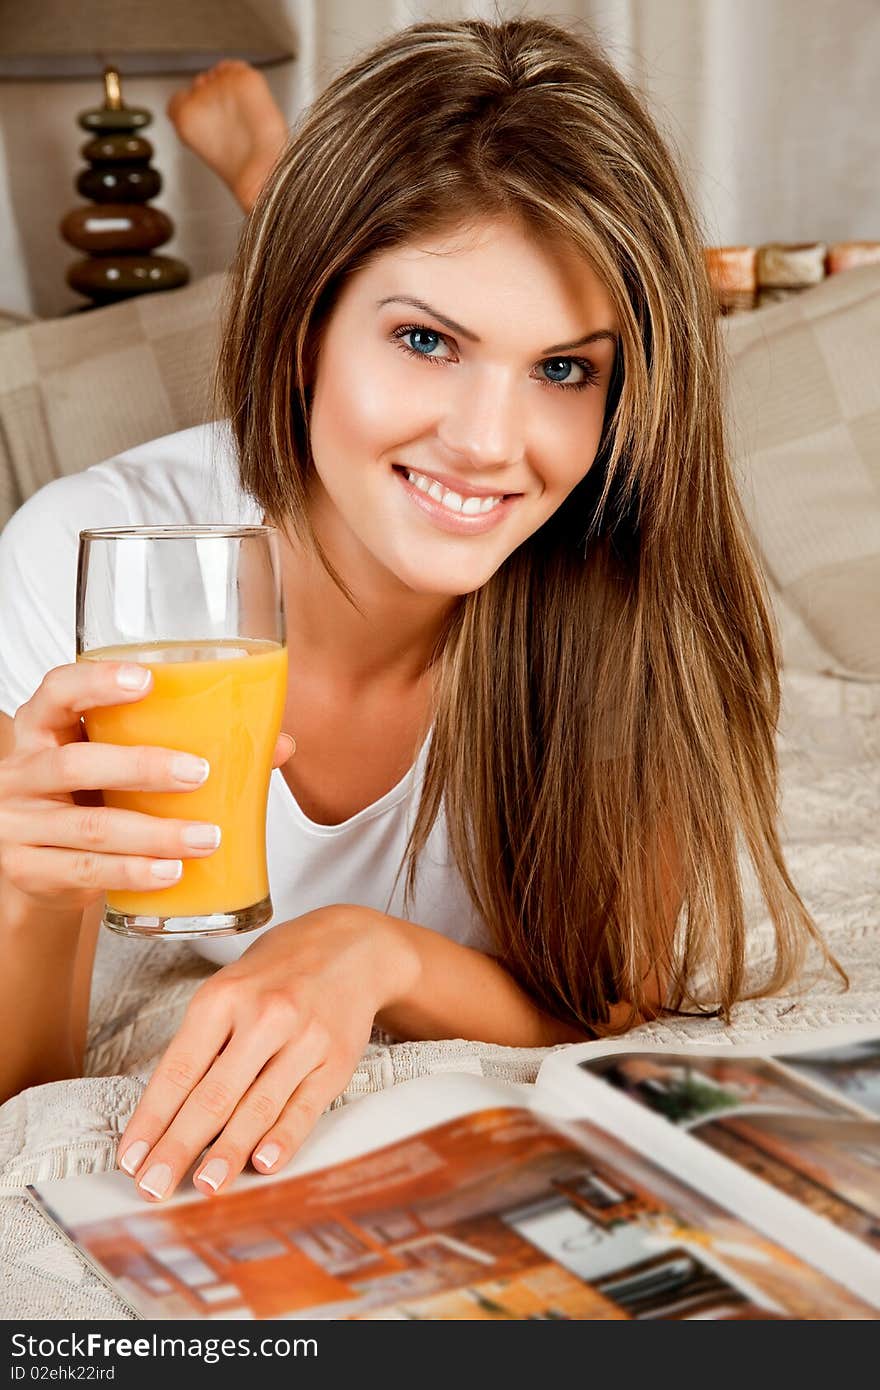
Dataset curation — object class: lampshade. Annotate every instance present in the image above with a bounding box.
[0,0,296,78]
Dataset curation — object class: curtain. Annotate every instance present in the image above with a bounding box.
[1,0,877,317]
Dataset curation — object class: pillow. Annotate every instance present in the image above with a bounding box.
[0,272,225,530]
[722,262,880,680]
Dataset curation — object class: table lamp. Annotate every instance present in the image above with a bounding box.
[0,0,296,306]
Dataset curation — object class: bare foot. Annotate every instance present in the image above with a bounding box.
[167,59,289,212]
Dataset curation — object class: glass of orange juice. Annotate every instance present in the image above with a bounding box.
[76,525,287,939]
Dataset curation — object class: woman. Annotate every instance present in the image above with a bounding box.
[0,18,844,1202]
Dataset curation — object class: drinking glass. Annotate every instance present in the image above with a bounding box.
[76,525,287,938]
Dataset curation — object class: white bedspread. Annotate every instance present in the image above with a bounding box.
[2,664,879,1319]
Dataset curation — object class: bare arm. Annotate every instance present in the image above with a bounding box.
[0,711,87,1094]
[373,816,683,1044]
[112,871,683,1203]
[70,896,103,1068]
[371,911,671,1046]
[0,669,295,1105]
[2,700,104,1078]
[0,881,86,1094]
[371,915,588,1045]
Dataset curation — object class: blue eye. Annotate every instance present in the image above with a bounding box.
[391,325,452,364]
[407,328,442,355]
[542,358,576,383]
[536,357,600,391]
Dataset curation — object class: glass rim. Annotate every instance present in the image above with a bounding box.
[78,524,276,540]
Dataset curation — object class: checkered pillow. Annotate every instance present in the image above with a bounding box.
[0,273,225,529]
[722,261,880,680]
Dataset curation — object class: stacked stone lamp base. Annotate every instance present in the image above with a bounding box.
[60,68,188,307]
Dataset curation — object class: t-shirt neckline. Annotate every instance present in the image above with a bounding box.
[272,728,433,837]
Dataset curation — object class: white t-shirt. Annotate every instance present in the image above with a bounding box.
[0,423,491,966]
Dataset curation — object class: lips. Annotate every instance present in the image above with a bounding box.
[392,465,520,500]
[393,465,520,536]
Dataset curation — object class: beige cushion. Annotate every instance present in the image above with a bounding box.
[722,262,880,680]
[0,273,225,530]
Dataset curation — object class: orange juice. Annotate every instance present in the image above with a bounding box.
[79,638,287,918]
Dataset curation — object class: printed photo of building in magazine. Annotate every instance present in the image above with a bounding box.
[63,1108,873,1320]
[582,1044,880,1250]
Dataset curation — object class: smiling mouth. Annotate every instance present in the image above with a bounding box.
[392,467,522,505]
[392,465,522,535]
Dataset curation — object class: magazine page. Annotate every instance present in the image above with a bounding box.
[536,1020,880,1309]
[27,1070,873,1320]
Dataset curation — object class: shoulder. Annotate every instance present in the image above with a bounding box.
[89,419,243,514]
[0,421,248,715]
[77,420,244,521]
[1,421,246,551]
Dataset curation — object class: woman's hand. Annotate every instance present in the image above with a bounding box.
[116,905,417,1201]
[0,659,294,910]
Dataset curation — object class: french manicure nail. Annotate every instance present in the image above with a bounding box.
[119,1138,149,1175]
[197,1157,229,1192]
[117,665,151,691]
[150,859,183,880]
[253,1142,282,1171]
[182,823,222,850]
[171,754,210,784]
[138,1162,173,1199]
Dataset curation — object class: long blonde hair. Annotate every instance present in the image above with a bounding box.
[218,17,846,1034]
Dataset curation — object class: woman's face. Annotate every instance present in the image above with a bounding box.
[306,215,619,598]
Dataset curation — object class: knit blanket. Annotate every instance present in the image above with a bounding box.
[2,664,879,1319]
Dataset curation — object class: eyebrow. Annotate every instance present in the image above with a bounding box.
[376,295,618,355]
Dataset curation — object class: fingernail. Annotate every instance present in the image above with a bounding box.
[171,754,210,784]
[150,859,183,880]
[117,664,151,691]
[253,1141,282,1171]
[119,1138,149,1175]
[182,823,222,850]
[196,1157,229,1192]
[138,1162,173,1199]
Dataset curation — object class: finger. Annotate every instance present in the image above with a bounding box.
[128,1017,327,1202]
[192,1032,332,1195]
[5,740,211,797]
[120,994,305,1199]
[248,1062,349,1178]
[6,804,222,860]
[271,733,295,768]
[0,842,191,904]
[118,995,234,1178]
[13,661,155,751]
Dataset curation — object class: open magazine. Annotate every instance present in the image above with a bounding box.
[27,1021,880,1320]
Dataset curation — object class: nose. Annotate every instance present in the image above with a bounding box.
[435,366,525,471]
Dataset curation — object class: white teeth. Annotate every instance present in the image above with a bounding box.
[404,469,504,516]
